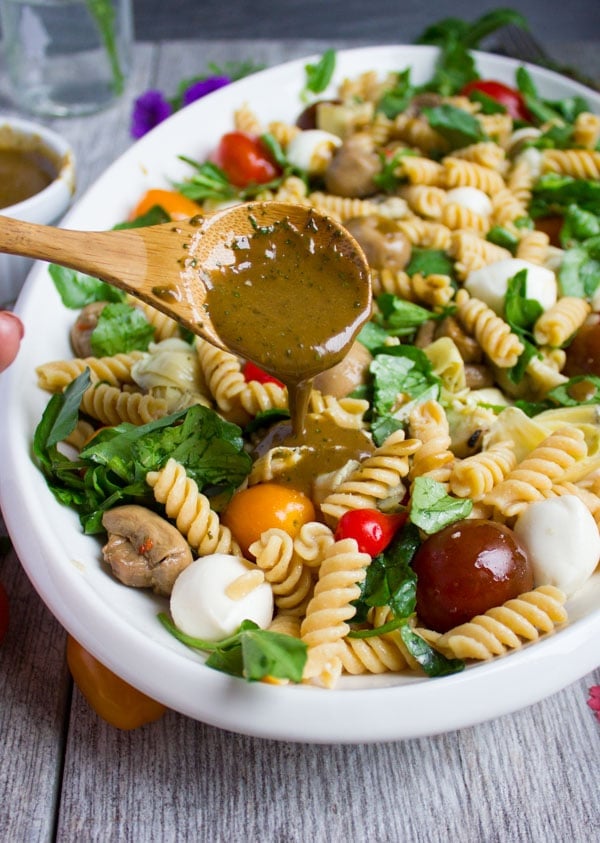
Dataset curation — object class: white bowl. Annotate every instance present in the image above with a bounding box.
[1,46,599,743]
[0,116,75,305]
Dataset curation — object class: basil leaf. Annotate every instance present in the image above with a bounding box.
[90,302,155,356]
[48,263,126,308]
[504,269,543,336]
[357,522,420,617]
[406,247,455,278]
[409,476,472,534]
[399,626,464,677]
[176,159,237,202]
[377,69,414,119]
[375,293,433,337]
[304,49,336,95]
[113,205,171,230]
[422,104,486,150]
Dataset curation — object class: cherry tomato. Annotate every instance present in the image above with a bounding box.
[222,483,315,558]
[334,509,407,556]
[564,320,600,377]
[242,360,285,388]
[66,635,167,730]
[411,520,533,633]
[461,79,532,122]
[0,582,9,644]
[131,188,202,221]
[212,131,280,188]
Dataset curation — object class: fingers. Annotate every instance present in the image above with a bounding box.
[0,311,24,372]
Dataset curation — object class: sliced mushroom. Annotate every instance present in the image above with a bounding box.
[464,364,495,390]
[344,216,411,272]
[435,316,483,364]
[313,340,373,398]
[70,301,109,358]
[324,133,381,198]
[102,505,193,596]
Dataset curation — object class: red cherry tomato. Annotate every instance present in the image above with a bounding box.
[212,131,280,187]
[412,519,533,633]
[242,360,285,388]
[461,79,532,122]
[0,582,9,644]
[334,509,407,556]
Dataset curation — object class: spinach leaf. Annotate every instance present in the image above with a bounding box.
[158,615,307,683]
[354,522,420,618]
[303,49,336,96]
[406,247,455,278]
[89,302,155,356]
[48,263,126,308]
[377,69,414,119]
[375,293,434,337]
[399,626,464,677]
[559,239,600,299]
[409,476,472,534]
[422,104,487,150]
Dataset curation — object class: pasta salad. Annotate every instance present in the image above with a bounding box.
[33,43,600,689]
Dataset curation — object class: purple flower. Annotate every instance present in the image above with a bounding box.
[588,685,600,723]
[130,89,173,139]
[182,75,231,106]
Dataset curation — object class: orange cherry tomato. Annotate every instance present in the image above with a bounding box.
[131,188,202,221]
[222,483,315,558]
[66,635,167,730]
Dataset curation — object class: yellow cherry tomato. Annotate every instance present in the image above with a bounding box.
[66,635,167,730]
[131,188,202,221]
[222,483,316,558]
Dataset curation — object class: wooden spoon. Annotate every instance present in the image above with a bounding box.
[0,201,371,359]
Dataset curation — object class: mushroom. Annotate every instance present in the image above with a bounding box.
[435,316,483,364]
[102,505,193,596]
[324,133,381,197]
[313,340,373,398]
[344,215,411,272]
[70,301,109,358]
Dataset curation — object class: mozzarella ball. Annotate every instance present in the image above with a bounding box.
[464,258,558,315]
[514,495,600,597]
[286,129,342,175]
[170,554,274,640]
[515,146,543,179]
[445,187,492,217]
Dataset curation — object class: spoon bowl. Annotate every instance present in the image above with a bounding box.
[0,201,371,361]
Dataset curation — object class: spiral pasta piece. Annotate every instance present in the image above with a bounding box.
[443,157,506,195]
[338,632,409,675]
[395,217,452,249]
[541,149,600,179]
[249,528,315,615]
[450,440,518,501]
[127,299,181,341]
[515,230,550,265]
[146,458,241,557]
[401,185,447,219]
[398,156,445,186]
[533,297,591,347]
[455,289,524,368]
[441,202,491,233]
[449,231,512,280]
[431,585,568,660]
[320,429,420,524]
[573,111,600,149]
[450,141,507,171]
[484,427,588,520]
[195,338,248,424]
[36,351,146,392]
[408,399,455,486]
[300,537,371,687]
[80,382,168,425]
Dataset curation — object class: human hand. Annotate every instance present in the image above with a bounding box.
[0,311,24,372]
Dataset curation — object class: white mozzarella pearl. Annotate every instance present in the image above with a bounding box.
[464,258,558,315]
[285,129,341,174]
[514,495,600,597]
[445,186,493,217]
[170,554,274,640]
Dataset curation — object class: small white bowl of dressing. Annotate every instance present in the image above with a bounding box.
[0,116,76,306]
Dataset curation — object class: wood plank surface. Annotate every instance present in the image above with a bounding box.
[1,36,599,843]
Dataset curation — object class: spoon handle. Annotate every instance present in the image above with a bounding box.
[0,214,222,346]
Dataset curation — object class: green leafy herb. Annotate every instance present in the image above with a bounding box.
[531,173,600,218]
[399,626,464,677]
[409,476,472,534]
[373,148,418,193]
[303,49,336,96]
[113,205,171,230]
[486,225,519,253]
[375,293,434,337]
[48,264,126,308]
[34,376,252,533]
[353,522,420,619]
[504,269,543,336]
[158,615,307,683]
[559,238,600,299]
[422,104,487,149]
[376,69,414,119]
[89,302,155,356]
[176,159,237,203]
[406,247,455,278]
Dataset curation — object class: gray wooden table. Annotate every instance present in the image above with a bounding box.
[1,37,599,843]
